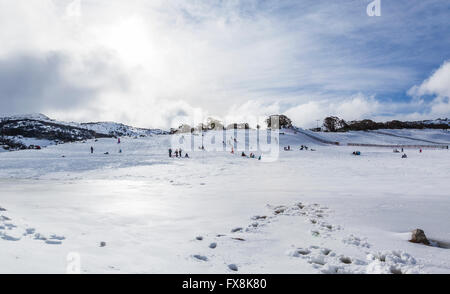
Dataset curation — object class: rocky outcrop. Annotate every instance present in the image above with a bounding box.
[410,229,430,245]
[320,116,449,132]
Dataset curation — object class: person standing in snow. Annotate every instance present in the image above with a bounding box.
[175,149,179,157]
[90,146,94,154]
[169,148,172,157]
[179,148,182,157]
[118,138,121,144]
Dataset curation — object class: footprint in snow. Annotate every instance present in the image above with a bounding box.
[23,228,36,236]
[1,233,21,241]
[193,255,208,261]
[34,233,47,240]
[50,234,65,240]
[4,223,16,229]
[45,240,62,245]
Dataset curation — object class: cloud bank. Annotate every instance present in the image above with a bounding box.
[0,0,449,128]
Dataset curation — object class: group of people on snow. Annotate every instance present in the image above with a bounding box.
[283,145,315,152]
[169,148,189,158]
[240,151,261,160]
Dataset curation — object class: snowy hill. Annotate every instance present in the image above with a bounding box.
[0,114,167,151]
[81,121,166,137]
[1,129,449,273]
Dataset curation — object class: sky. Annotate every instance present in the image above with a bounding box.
[0,0,449,129]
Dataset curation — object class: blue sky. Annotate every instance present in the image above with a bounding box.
[0,0,449,128]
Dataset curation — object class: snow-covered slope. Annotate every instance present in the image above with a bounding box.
[0,114,167,151]
[81,122,166,137]
[0,129,449,273]
[372,129,450,144]
[422,118,450,126]
[307,130,449,147]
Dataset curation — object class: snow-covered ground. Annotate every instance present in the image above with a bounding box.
[373,129,450,144]
[314,129,449,146]
[3,136,55,148]
[0,129,449,273]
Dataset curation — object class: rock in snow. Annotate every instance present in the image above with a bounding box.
[228,264,238,271]
[193,255,208,261]
[410,229,430,245]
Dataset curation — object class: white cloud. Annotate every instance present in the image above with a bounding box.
[406,60,450,120]
[284,94,381,128]
[0,1,448,128]
[408,60,450,99]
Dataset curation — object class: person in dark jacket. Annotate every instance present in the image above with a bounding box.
[169,148,172,157]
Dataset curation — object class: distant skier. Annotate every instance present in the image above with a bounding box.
[241,151,247,157]
[402,153,407,158]
[185,153,189,158]
[118,138,121,144]
[175,149,179,157]
[90,146,94,154]
[420,149,422,153]
[169,148,172,157]
[179,148,182,157]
